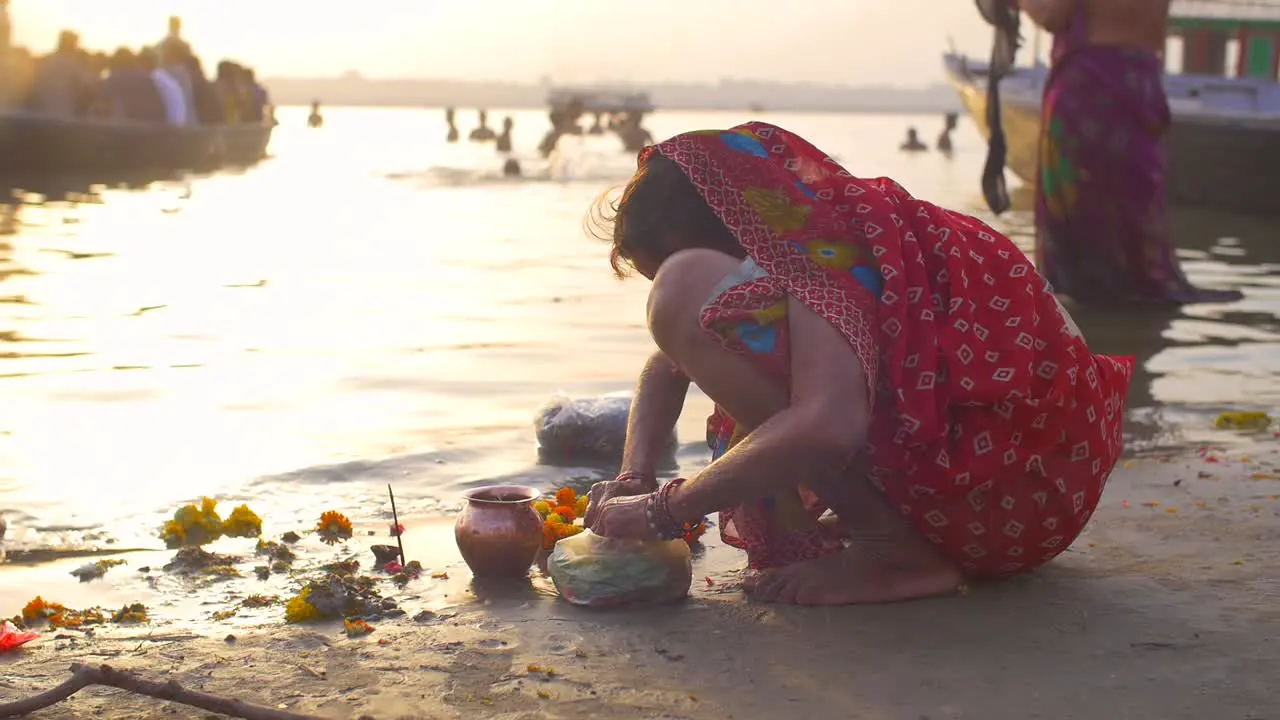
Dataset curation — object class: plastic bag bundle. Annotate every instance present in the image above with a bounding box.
[546,530,693,608]
[534,394,676,465]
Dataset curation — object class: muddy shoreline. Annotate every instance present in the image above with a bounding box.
[2,447,1279,719]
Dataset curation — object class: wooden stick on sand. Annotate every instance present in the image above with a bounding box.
[0,663,327,719]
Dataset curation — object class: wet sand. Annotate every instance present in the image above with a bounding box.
[3,446,1278,719]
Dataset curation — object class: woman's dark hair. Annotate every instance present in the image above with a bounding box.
[588,153,743,278]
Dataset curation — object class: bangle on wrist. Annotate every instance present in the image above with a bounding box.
[616,471,657,488]
[644,477,688,540]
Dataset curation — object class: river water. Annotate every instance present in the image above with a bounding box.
[0,107,1276,559]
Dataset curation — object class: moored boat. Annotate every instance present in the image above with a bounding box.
[944,0,1280,216]
[0,111,274,179]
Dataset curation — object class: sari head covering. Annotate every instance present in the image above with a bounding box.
[642,123,1132,576]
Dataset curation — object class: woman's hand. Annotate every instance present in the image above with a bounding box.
[584,477,655,527]
[591,494,658,540]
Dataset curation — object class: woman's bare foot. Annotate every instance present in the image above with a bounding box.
[743,536,964,605]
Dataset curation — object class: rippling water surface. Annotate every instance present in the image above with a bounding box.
[1,107,1276,558]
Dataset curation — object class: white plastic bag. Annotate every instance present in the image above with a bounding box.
[547,530,693,608]
[534,393,676,465]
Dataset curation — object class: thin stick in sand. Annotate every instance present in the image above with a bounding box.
[388,483,406,566]
[0,663,327,720]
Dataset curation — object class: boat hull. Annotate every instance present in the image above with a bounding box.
[944,54,1280,216]
[0,113,273,181]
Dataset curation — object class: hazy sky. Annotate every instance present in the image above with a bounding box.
[10,0,1007,86]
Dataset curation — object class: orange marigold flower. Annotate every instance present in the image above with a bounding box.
[554,505,577,522]
[555,523,584,539]
[22,596,64,621]
[554,488,577,507]
[316,510,353,545]
[542,524,557,550]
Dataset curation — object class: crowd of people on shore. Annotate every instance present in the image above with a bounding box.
[0,14,273,127]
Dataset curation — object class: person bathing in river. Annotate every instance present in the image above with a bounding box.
[898,127,927,152]
[308,99,324,128]
[470,109,497,141]
[584,123,1132,604]
[496,116,514,152]
[1023,0,1241,304]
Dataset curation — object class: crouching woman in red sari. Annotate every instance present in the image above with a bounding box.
[584,122,1133,604]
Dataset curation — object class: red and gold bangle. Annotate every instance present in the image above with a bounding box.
[643,477,687,541]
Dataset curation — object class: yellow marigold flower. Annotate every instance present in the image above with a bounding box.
[743,187,811,233]
[558,524,585,539]
[545,513,564,526]
[532,501,552,517]
[221,504,263,538]
[1214,411,1272,431]
[575,496,589,517]
[161,519,187,548]
[316,511,353,545]
[554,487,577,507]
[285,588,319,623]
[160,497,224,548]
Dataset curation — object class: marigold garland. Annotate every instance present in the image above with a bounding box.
[17,597,146,629]
[532,485,710,555]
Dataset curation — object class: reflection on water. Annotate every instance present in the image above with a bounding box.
[0,107,1276,560]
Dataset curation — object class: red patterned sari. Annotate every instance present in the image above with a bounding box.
[646,123,1132,578]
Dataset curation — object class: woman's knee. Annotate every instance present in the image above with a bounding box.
[646,249,789,428]
[646,248,742,351]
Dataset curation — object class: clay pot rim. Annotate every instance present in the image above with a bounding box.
[463,485,540,505]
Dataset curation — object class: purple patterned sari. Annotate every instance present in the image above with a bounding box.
[1034,3,1241,305]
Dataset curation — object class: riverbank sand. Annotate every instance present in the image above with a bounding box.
[2,450,1278,719]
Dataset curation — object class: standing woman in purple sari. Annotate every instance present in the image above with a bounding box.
[1021,0,1242,305]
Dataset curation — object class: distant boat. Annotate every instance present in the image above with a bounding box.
[748,102,765,113]
[943,0,1280,216]
[546,88,655,114]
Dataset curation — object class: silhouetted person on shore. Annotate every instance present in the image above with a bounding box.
[496,116,514,152]
[445,106,459,142]
[470,109,496,141]
[502,158,522,177]
[308,100,324,128]
[899,127,927,152]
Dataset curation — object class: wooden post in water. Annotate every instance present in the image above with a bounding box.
[388,484,406,566]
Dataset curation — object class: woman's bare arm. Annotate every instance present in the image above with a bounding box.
[618,350,689,485]
[1020,0,1077,33]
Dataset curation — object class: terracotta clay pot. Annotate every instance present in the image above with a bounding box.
[455,485,543,579]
